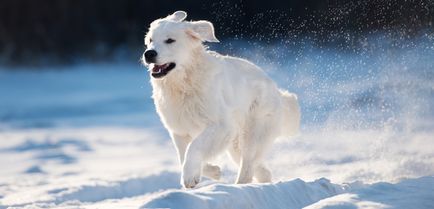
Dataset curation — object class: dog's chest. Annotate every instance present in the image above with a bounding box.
[155,92,208,135]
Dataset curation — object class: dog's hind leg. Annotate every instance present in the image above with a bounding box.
[235,123,260,184]
[236,155,255,184]
[233,152,271,183]
[235,151,271,183]
[236,114,277,184]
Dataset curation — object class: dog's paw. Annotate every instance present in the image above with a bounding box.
[181,163,202,188]
[181,172,201,189]
[203,164,221,180]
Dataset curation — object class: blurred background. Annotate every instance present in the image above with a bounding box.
[0,0,432,65]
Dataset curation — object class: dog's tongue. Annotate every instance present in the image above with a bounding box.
[152,64,168,73]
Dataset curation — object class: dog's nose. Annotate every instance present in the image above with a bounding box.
[144,50,158,63]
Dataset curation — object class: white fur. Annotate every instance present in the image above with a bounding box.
[143,11,300,188]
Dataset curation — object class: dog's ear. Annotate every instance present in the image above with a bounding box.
[167,11,187,22]
[187,21,219,43]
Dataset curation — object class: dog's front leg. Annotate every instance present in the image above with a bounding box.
[171,133,191,165]
[181,123,231,188]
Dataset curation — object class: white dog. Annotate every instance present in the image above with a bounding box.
[142,11,300,188]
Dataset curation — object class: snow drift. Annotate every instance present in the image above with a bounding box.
[306,176,434,209]
[142,178,347,209]
[141,176,434,209]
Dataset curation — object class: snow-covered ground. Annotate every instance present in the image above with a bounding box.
[1,36,433,208]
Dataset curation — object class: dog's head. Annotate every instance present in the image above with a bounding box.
[142,11,219,79]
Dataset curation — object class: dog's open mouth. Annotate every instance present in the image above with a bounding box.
[151,63,176,78]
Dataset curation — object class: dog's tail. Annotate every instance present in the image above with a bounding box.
[279,90,301,137]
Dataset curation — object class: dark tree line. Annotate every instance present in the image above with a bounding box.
[0,0,432,65]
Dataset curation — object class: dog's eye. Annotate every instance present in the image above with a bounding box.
[149,38,152,43]
[165,38,175,44]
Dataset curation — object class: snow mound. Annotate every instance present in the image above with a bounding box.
[305,176,434,209]
[142,176,434,209]
[141,178,347,209]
